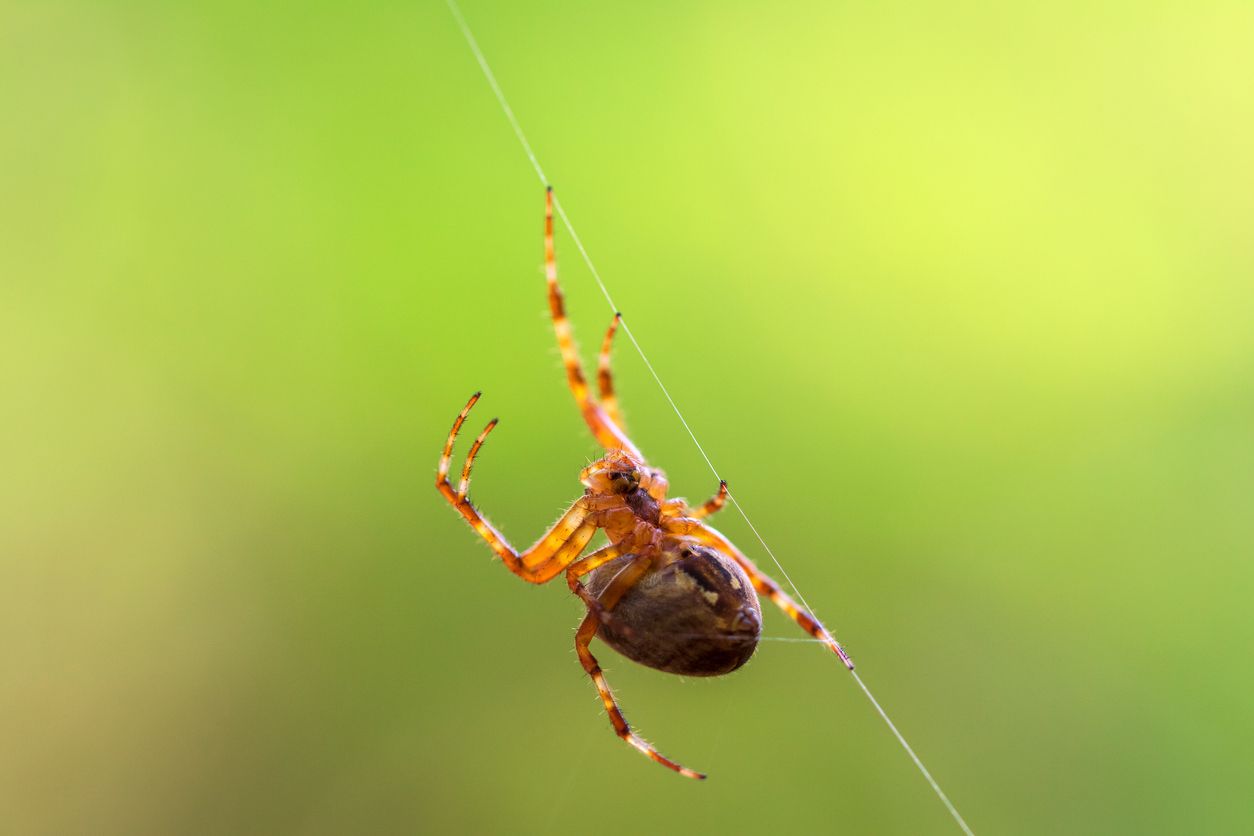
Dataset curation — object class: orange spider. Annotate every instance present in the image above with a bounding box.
[436,187,854,779]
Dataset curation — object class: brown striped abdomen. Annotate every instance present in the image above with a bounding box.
[584,544,761,676]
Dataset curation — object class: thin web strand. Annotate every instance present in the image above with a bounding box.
[444,3,975,834]
[853,670,975,836]
[444,0,548,186]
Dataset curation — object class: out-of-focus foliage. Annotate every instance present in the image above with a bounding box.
[2,1,1252,833]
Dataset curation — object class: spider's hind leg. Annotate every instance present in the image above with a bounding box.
[671,518,856,671]
[573,552,706,780]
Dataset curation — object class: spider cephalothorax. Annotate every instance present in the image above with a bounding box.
[580,450,660,498]
[435,187,852,780]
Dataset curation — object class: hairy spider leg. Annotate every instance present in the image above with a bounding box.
[692,480,729,519]
[667,518,856,671]
[544,187,643,460]
[437,392,606,583]
[564,541,628,618]
[597,312,625,429]
[456,411,498,500]
[572,553,706,780]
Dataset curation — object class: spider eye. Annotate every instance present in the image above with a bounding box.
[607,470,639,493]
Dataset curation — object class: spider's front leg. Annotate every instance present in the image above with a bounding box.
[543,187,642,459]
[692,480,729,519]
[596,312,625,429]
[436,392,610,583]
[660,480,727,520]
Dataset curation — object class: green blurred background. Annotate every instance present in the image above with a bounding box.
[3,1,1253,833]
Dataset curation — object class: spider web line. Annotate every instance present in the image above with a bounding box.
[444,3,975,834]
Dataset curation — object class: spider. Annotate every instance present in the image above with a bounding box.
[436,187,854,780]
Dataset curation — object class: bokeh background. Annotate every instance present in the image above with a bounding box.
[3,1,1253,833]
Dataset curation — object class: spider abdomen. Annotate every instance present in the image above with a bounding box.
[584,543,761,677]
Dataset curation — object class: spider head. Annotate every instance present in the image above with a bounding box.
[582,449,659,496]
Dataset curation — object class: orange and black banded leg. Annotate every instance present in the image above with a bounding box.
[573,554,706,780]
[565,536,649,635]
[564,541,627,623]
[596,312,626,430]
[669,518,855,671]
[692,480,729,519]
[437,392,608,584]
[544,188,643,460]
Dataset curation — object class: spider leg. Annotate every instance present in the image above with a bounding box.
[691,480,729,519]
[667,518,855,670]
[544,187,643,460]
[564,536,646,635]
[436,393,606,584]
[596,312,626,429]
[456,409,498,500]
[565,541,627,618]
[572,552,707,780]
